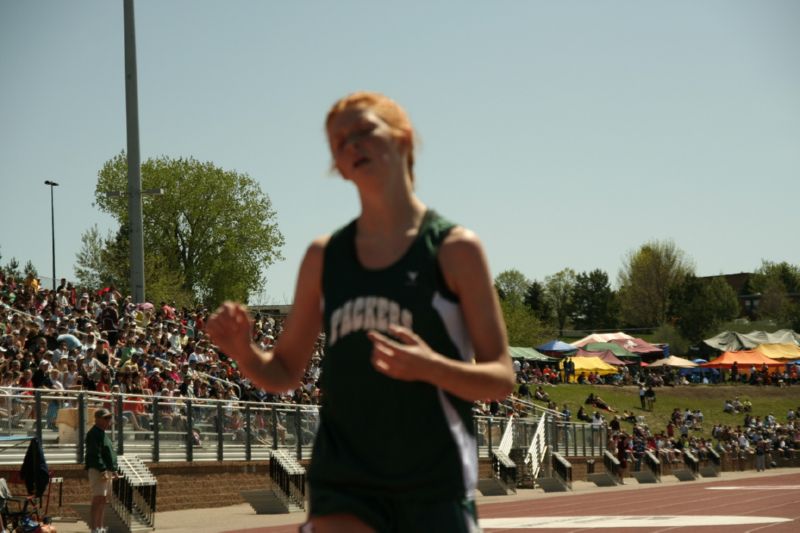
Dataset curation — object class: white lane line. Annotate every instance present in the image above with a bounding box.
[479,516,792,529]
[707,486,800,491]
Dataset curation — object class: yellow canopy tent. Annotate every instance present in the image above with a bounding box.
[560,356,618,382]
[755,343,800,361]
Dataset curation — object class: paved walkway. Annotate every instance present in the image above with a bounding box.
[52,468,800,532]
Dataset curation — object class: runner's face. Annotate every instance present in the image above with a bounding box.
[327,107,404,181]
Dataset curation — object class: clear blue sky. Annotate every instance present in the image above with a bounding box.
[1,0,798,304]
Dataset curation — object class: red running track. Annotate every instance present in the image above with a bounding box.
[225,471,800,533]
[478,471,800,532]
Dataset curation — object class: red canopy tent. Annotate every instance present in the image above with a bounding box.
[609,338,663,355]
[700,350,784,369]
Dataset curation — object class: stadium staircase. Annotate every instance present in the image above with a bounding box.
[479,416,517,496]
[587,451,622,487]
[479,414,577,495]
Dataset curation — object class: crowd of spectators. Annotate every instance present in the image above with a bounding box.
[0,271,325,441]
[602,399,800,475]
[710,406,800,469]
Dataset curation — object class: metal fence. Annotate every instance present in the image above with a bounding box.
[0,387,318,465]
[1,388,607,466]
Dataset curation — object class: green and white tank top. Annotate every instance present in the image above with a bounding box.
[309,209,478,500]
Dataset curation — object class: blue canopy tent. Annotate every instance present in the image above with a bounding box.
[536,340,577,355]
[679,366,721,383]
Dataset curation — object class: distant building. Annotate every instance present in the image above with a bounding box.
[249,304,292,318]
[698,272,760,318]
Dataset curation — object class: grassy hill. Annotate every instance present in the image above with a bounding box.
[523,383,798,439]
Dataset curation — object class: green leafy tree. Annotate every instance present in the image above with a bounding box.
[23,261,38,278]
[524,280,553,323]
[545,268,577,337]
[76,225,194,307]
[749,261,800,327]
[75,225,111,290]
[750,261,800,294]
[653,323,690,356]
[570,269,617,331]
[494,269,531,303]
[500,297,553,347]
[617,240,694,327]
[4,258,21,280]
[75,225,129,291]
[670,275,740,343]
[92,153,284,306]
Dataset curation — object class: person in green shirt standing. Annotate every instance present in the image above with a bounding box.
[85,408,118,533]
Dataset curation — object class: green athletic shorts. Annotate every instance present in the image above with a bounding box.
[307,484,480,532]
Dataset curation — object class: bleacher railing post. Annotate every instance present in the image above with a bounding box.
[186,399,194,462]
[487,417,493,455]
[116,393,124,456]
[152,397,160,463]
[34,390,43,446]
[271,405,278,450]
[217,401,224,462]
[77,393,86,464]
[245,403,252,461]
[295,406,302,461]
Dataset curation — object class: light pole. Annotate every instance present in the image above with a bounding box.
[124,0,144,303]
[44,180,59,291]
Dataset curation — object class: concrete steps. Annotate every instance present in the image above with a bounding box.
[587,472,620,487]
[241,487,303,514]
[536,476,570,492]
[632,470,660,484]
[477,477,515,496]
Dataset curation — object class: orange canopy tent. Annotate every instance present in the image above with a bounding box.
[700,350,784,369]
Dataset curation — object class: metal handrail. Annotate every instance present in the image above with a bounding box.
[683,450,700,475]
[643,450,661,482]
[525,416,548,480]
[603,450,621,481]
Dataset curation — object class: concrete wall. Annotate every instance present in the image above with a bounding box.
[2,452,798,520]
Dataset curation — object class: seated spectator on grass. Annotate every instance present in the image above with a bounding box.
[724,399,735,413]
[534,386,550,402]
[591,394,616,413]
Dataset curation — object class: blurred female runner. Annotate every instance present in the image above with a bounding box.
[207,91,513,532]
